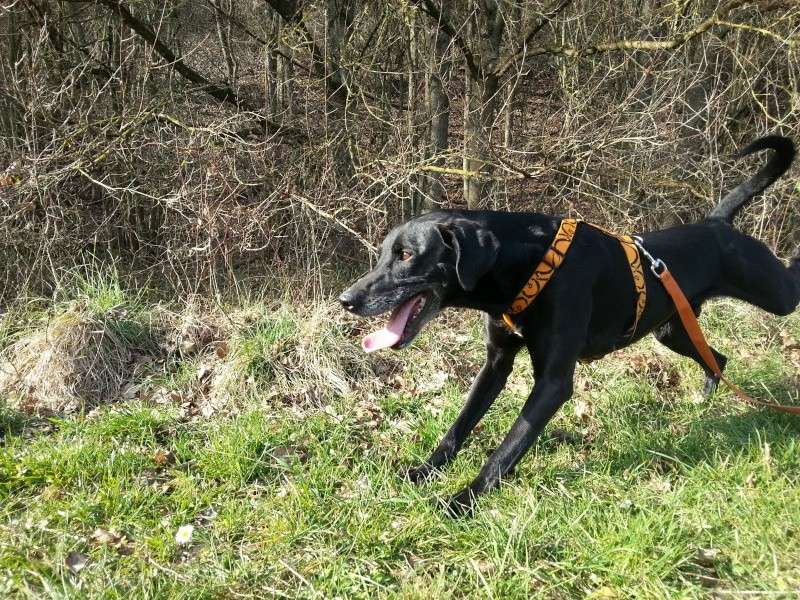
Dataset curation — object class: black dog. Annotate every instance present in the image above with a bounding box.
[340,136,799,516]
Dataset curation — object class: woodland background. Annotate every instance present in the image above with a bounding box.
[3,3,800,596]
[1,0,799,300]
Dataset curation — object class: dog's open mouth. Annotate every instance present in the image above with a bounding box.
[361,292,434,353]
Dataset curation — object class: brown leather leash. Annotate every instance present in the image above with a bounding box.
[632,236,800,416]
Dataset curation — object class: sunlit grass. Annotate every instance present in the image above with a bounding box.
[1,293,799,598]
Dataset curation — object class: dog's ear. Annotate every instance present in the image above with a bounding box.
[437,222,500,291]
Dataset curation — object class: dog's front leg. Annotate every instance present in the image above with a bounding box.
[443,371,574,516]
[405,337,522,483]
[405,319,524,484]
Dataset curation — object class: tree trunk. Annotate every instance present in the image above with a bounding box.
[464,72,500,208]
[404,10,422,218]
[0,5,23,145]
[427,1,450,208]
[265,10,280,120]
[463,0,504,209]
[502,2,522,150]
[503,83,515,148]
[212,0,239,89]
[277,19,294,117]
[325,0,355,181]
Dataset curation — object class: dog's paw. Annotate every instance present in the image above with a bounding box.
[441,488,478,518]
[702,375,720,398]
[703,355,727,397]
[402,463,436,485]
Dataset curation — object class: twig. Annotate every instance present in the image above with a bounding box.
[508,0,753,63]
[410,0,482,80]
[494,0,573,77]
[292,193,377,253]
[88,0,306,142]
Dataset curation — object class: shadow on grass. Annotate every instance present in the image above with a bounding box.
[0,404,26,442]
[591,380,800,477]
[0,404,59,445]
[498,376,800,493]
[642,410,793,468]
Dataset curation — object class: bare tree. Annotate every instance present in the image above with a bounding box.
[426,0,451,207]
[1,0,798,301]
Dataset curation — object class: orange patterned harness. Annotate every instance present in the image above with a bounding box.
[502,219,646,338]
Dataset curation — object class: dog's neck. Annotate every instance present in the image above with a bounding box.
[447,215,561,316]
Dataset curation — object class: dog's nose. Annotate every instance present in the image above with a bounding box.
[339,290,357,312]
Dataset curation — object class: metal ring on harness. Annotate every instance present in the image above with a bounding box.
[649,258,666,277]
[633,236,667,278]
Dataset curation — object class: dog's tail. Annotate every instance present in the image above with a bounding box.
[708,135,795,223]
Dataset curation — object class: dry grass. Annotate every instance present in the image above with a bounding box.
[207,301,388,406]
[0,289,397,418]
[0,303,134,414]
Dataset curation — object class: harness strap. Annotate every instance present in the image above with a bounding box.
[505,218,579,317]
[582,223,646,338]
[654,265,800,415]
[502,219,646,339]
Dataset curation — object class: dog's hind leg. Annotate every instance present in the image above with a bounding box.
[654,315,728,397]
[404,317,524,485]
[718,230,800,317]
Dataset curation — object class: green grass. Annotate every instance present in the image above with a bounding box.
[1,295,799,598]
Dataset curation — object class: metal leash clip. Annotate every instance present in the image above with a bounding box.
[632,235,667,277]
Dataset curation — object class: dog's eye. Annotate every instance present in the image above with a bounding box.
[400,250,413,262]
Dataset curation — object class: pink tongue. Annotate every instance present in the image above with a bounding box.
[362,296,420,353]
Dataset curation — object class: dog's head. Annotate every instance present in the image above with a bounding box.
[340,214,499,352]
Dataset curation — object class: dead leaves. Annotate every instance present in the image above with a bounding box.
[626,354,681,390]
[161,314,222,358]
[645,474,673,494]
[270,445,308,466]
[64,528,134,576]
[145,353,235,422]
[338,474,371,500]
[90,528,134,555]
[568,396,600,438]
[573,398,595,424]
[781,330,800,370]
[153,449,176,467]
[196,363,213,383]
[380,368,450,397]
[0,173,21,189]
[682,546,731,591]
[416,370,449,394]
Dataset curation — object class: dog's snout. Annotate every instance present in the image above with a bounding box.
[339,290,357,312]
[340,271,382,315]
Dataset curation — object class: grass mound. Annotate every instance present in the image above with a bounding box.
[0,302,146,414]
[210,302,384,405]
[0,286,392,418]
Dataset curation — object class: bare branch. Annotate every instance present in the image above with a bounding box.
[510,0,752,63]
[87,0,305,142]
[201,0,311,73]
[263,0,348,106]
[410,0,483,80]
[494,0,573,77]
